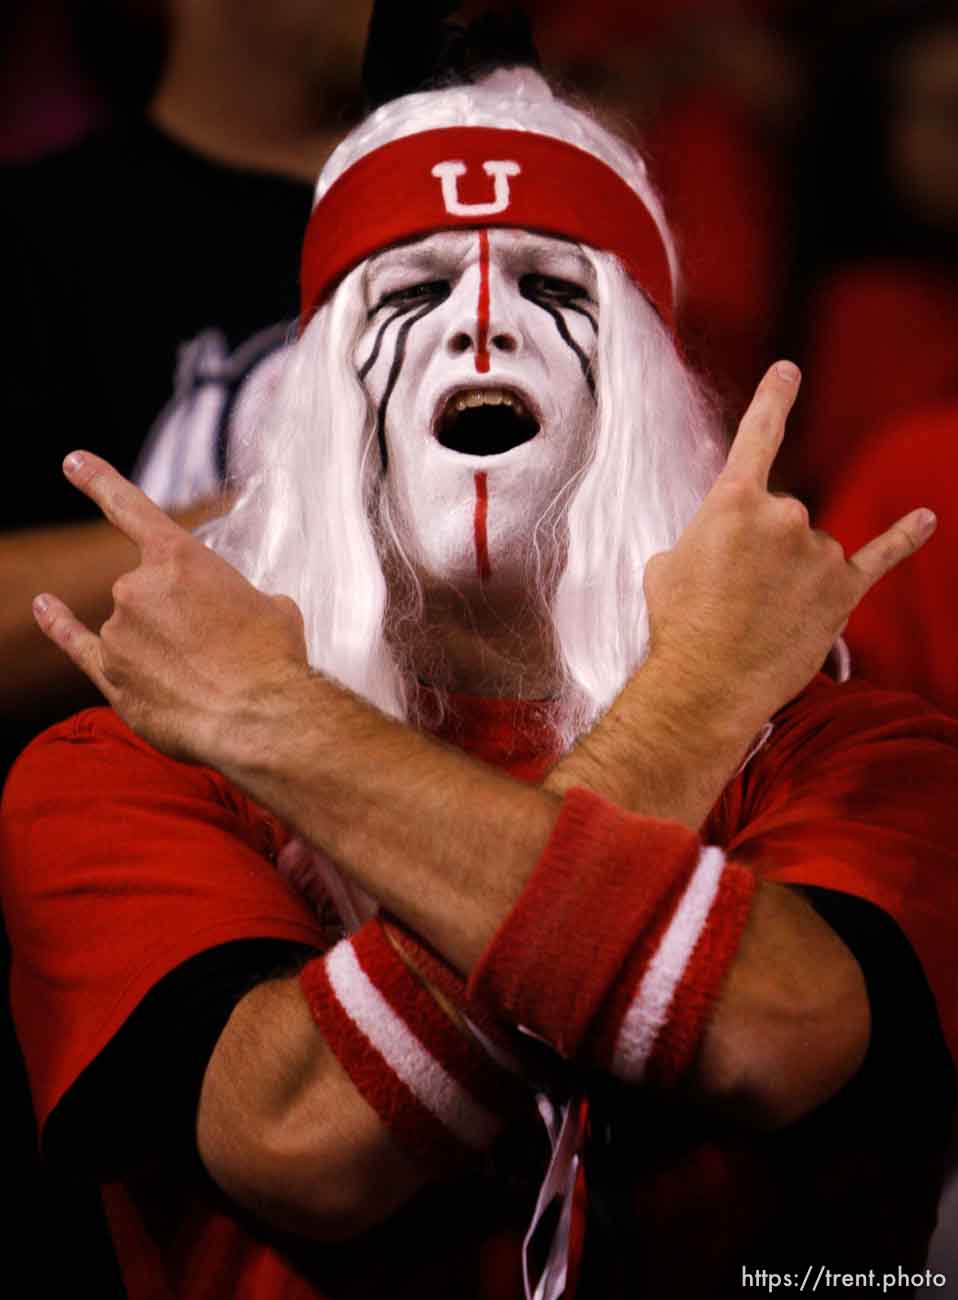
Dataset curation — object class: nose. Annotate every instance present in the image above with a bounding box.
[443,255,523,364]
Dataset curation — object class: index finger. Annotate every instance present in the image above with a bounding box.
[63,451,184,552]
[722,361,802,489]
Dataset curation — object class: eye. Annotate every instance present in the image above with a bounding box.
[375,280,450,311]
[520,273,590,302]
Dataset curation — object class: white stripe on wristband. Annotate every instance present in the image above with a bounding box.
[325,940,501,1150]
[612,845,726,1081]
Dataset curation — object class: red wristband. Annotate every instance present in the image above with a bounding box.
[300,918,531,1172]
[468,786,702,1055]
[587,849,757,1084]
[381,916,538,1076]
[467,787,756,1084]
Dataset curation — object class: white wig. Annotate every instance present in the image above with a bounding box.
[204,69,726,749]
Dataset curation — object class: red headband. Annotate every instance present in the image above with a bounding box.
[300,127,674,331]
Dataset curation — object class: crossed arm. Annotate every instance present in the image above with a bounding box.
[32,363,935,1237]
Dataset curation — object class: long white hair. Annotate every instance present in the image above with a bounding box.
[204,69,726,750]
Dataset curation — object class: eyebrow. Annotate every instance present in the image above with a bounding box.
[368,249,439,274]
[365,231,595,285]
[508,235,593,274]
[367,236,472,277]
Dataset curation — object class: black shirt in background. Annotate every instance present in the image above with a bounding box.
[0,117,314,776]
[1,116,313,530]
[0,118,313,1298]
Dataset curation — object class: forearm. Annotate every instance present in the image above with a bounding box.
[201,660,869,1132]
[544,653,765,829]
[197,974,430,1241]
[214,646,762,966]
[197,921,534,1240]
[690,881,869,1128]
[217,672,563,972]
[463,786,869,1127]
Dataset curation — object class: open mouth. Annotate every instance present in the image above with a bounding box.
[436,387,540,456]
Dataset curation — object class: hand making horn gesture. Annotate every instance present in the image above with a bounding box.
[32,363,935,771]
[32,452,310,765]
[642,361,936,734]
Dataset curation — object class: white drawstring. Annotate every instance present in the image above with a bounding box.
[522,1091,587,1300]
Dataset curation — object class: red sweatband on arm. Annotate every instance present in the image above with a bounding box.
[381,916,538,1077]
[467,786,757,1085]
[300,918,532,1173]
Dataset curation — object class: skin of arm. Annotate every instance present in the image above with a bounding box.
[196,975,434,1241]
[195,917,498,1242]
[33,365,935,1220]
[194,681,867,1238]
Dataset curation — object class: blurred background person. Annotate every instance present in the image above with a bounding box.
[0,0,370,781]
[0,0,108,160]
[1,3,369,1295]
[819,398,958,712]
[780,0,958,513]
[528,0,806,417]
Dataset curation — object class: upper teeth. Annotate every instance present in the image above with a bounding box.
[443,388,529,421]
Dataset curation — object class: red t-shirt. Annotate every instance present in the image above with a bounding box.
[1,676,956,1297]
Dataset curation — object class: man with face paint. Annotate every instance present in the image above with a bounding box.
[2,15,957,1300]
[360,227,597,635]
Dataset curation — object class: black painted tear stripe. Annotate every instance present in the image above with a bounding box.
[373,299,445,470]
[532,300,596,397]
[562,301,598,335]
[358,306,409,381]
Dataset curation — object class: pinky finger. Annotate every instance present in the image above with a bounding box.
[33,593,109,694]
[847,508,937,594]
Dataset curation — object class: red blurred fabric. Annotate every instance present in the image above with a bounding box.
[530,0,781,60]
[818,397,958,717]
[793,264,958,507]
[648,88,786,406]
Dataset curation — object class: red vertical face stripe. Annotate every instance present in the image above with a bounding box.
[475,229,491,374]
[473,471,492,582]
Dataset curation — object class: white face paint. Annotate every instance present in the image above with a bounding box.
[356,228,598,591]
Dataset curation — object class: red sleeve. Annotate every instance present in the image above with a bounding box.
[0,707,327,1132]
[710,675,958,1067]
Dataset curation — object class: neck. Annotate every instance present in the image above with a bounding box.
[148,6,357,181]
[395,581,560,700]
